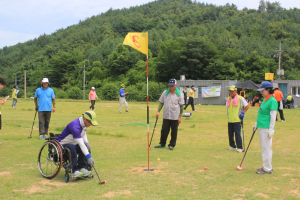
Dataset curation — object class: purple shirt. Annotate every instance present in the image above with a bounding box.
[58,118,83,141]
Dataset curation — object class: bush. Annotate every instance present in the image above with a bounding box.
[67,86,82,99]
[102,83,118,100]
[52,87,68,99]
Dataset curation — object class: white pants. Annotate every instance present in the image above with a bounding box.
[119,97,128,112]
[258,128,273,171]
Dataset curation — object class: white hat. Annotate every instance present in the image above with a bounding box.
[41,78,49,83]
[91,87,95,89]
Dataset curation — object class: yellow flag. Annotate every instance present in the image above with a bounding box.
[123,32,148,55]
[265,73,274,80]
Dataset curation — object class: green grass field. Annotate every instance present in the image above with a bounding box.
[0,99,300,199]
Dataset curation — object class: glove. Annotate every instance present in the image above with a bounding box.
[239,113,244,119]
[125,92,128,95]
[86,143,92,154]
[252,122,257,132]
[268,129,274,139]
[35,106,39,111]
[87,157,95,166]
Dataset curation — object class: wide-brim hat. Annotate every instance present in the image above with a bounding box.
[228,85,237,91]
[83,111,98,126]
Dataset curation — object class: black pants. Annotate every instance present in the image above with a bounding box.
[228,122,243,149]
[184,97,187,105]
[276,101,285,120]
[38,111,51,135]
[90,100,95,110]
[184,97,195,111]
[160,119,178,147]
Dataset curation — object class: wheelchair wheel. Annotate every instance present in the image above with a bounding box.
[38,140,63,179]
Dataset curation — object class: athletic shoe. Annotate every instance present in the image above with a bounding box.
[72,171,83,178]
[39,135,46,139]
[119,112,122,114]
[256,168,272,174]
[126,110,129,112]
[257,167,274,172]
[227,147,237,150]
[168,146,174,150]
[193,110,197,111]
[155,144,166,148]
[282,120,286,122]
[93,109,96,111]
[237,149,243,153]
[80,168,92,177]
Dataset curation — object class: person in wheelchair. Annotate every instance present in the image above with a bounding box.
[58,110,97,178]
[285,93,294,108]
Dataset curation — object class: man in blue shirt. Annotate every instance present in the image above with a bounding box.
[34,78,55,139]
[58,111,97,178]
[119,84,128,114]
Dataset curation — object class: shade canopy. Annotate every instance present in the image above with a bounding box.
[235,80,260,90]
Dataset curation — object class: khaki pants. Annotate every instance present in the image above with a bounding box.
[258,128,273,172]
[119,97,128,112]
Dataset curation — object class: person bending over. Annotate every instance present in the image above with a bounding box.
[58,111,97,178]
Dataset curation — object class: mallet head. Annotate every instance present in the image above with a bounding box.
[99,180,107,184]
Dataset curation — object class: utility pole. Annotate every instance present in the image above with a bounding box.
[268,40,288,80]
[15,74,17,85]
[24,71,26,99]
[83,60,85,100]
[278,41,282,80]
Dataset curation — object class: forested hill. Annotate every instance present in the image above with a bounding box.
[1,0,300,100]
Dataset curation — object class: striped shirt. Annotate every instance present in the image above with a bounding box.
[159,90,184,120]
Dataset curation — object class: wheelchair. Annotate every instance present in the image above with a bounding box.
[37,133,94,182]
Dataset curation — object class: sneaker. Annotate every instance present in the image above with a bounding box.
[126,110,129,112]
[237,149,243,153]
[93,109,96,111]
[282,120,286,122]
[227,147,237,150]
[119,112,122,114]
[193,110,197,111]
[257,167,274,172]
[168,146,174,150]
[80,168,92,177]
[155,144,166,148]
[72,171,83,178]
[256,168,272,174]
[39,135,46,139]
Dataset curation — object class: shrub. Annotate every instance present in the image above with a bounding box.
[102,83,118,100]
[67,86,82,99]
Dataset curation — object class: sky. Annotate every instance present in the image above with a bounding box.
[0,0,299,49]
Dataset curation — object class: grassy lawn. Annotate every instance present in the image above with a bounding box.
[0,98,300,199]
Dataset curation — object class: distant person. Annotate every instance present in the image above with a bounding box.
[240,89,246,99]
[11,85,18,108]
[285,93,294,108]
[247,94,252,104]
[89,87,98,111]
[34,78,56,139]
[252,95,260,106]
[226,85,249,153]
[273,87,285,122]
[183,87,187,105]
[155,79,184,150]
[253,81,277,174]
[184,85,196,111]
[58,111,97,178]
[0,78,8,145]
[119,84,128,114]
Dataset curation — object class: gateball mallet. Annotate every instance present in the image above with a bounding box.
[237,129,257,171]
[241,119,245,152]
[92,165,107,184]
[28,111,38,139]
[149,117,158,148]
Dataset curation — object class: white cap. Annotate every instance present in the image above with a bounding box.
[42,78,49,83]
[91,87,95,89]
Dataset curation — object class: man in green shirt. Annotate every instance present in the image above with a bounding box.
[11,85,18,108]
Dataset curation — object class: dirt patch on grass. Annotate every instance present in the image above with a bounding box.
[290,190,300,197]
[40,179,69,186]
[255,193,270,198]
[103,190,132,197]
[127,167,161,174]
[0,171,11,176]
[25,185,44,194]
[278,167,298,171]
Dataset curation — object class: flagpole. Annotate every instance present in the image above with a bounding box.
[147,54,149,171]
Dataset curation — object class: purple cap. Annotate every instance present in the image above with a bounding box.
[168,79,177,85]
[257,81,273,91]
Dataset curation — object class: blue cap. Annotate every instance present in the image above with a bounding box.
[168,79,177,86]
[257,81,273,91]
